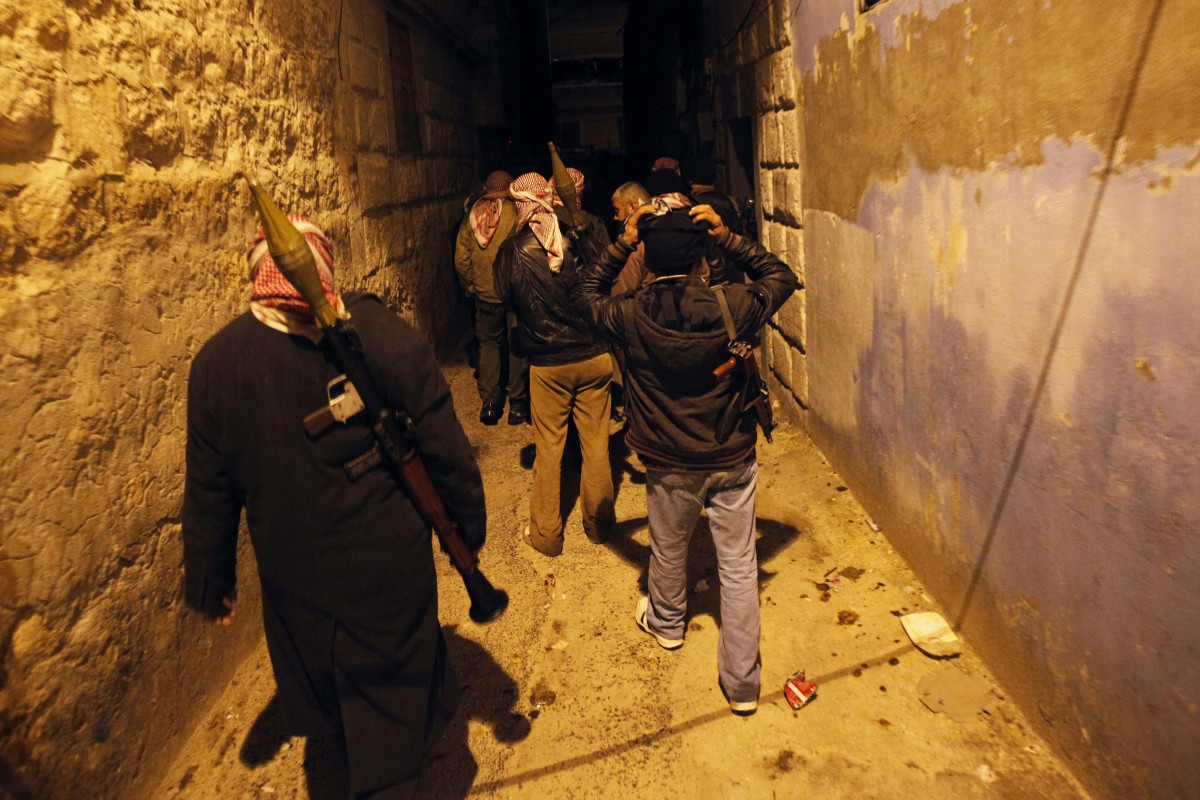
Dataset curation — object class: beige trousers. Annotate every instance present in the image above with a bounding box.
[528,353,615,554]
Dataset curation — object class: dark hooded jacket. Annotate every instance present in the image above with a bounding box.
[571,231,799,470]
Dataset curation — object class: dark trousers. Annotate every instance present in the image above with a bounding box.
[474,300,528,405]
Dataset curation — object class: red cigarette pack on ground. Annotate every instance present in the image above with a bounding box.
[784,670,818,710]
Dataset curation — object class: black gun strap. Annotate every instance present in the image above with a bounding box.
[714,285,764,388]
[712,285,739,344]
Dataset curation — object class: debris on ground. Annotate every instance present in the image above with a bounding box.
[530,683,557,708]
[837,609,859,625]
[900,611,962,657]
[784,670,819,710]
[916,666,999,721]
[839,566,866,581]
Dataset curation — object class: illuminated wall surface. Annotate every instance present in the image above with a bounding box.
[787,2,1198,798]
[0,0,480,795]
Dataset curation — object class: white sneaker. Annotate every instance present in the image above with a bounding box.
[721,683,759,716]
[635,596,683,650]
[728,698,758,716]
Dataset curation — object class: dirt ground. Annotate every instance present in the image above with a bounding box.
[156,361,1092,800]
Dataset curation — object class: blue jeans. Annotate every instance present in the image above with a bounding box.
[644,460,760,702]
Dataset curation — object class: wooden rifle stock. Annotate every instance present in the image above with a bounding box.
[323,325,508,623]
[713,357,738,379]
[710,294,776,443]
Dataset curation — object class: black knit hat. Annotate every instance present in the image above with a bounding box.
[638,209,712,276]
[682,158,717,185]
[644,168,686,197]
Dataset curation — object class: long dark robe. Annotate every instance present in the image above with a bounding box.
[182,292,485,794]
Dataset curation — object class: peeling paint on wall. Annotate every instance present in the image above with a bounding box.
[798,1,1200,798]
[801,0,1199,221]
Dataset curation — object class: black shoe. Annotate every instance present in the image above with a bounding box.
[480,403,502,425]
[507,400,530,426]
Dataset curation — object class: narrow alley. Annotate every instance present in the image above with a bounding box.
[154,363,1089,799]
[2,1,1196,799]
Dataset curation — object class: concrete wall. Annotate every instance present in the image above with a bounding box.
[0,0,478,795]
[792,1,1199,797]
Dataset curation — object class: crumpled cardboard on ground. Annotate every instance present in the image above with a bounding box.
[917,666,999,722]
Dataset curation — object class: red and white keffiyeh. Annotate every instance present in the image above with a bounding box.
[651,192,693,214]
[569,167,585,195]
[510,172,564,272]
[651,156,680,173]
[247,215,344,341]
[551,167,586,211]
[469,170,514,248]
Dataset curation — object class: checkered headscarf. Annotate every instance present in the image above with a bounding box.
[551,167,586,211]
[510,172,564,272]
[247,215,342,339]
[651,156,680,173]
[469,170,514,248]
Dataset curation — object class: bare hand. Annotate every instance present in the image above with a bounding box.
[689,205,727,238]
[204,590,237,627]
[620,204,657,246]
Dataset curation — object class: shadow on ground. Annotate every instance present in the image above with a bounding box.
[234,626,527,800]
[414,625,530,798]
[521,422,647,526]
[465,642,914,795]
[602,510,803,618]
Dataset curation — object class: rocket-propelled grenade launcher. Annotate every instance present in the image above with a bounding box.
[547,140,607,272]
[245,176,508,623]
[548,141,585,229]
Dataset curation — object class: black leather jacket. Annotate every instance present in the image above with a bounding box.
[570,232,799,470]
[494,224,607,367]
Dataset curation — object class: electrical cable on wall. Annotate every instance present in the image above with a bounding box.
[953,0,1168,630]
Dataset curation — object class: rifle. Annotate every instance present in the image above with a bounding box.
[711,286,776,443]
[246,176,508,624]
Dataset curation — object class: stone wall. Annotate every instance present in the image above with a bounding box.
[792,1,1200,798]
[0,0,479,795]
[338,0,478,348]
[709,0,808,425]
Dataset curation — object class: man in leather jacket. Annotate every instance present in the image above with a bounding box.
[569,204,799,715]
[494,173,616,556]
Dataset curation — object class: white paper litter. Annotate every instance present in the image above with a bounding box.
[901,611,962,657]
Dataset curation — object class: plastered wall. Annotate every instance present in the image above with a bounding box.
[0,0,477,795]
[793,1,1199,797]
